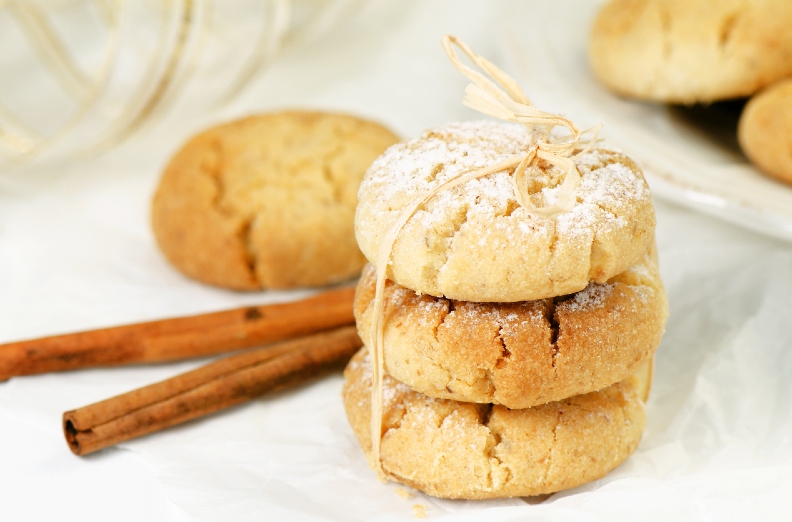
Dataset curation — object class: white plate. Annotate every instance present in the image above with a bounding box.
[500,0,792,242]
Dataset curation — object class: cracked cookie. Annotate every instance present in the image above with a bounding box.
[589,0,792,104]
[342,348,649,499]
[354,249,667,409]
[738,78,792,185]
[354,121,655,302]
[152,111,399,290]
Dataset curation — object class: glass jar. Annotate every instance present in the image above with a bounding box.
[0,0,358,168]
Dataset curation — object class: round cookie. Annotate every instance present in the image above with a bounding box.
[355,121,655,302]
[589,0,792,104]
[342,348,650,499]
[152,111,399,290]
[354,249,667,409]
[738,78,792,185]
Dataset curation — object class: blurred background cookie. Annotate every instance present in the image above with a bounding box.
[738,78,792,185]
[589,0,792,104]
[152,111,399,290]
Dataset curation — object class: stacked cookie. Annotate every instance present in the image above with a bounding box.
[342,121,668,499]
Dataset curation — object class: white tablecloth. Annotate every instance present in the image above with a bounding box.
[2,1,791,520]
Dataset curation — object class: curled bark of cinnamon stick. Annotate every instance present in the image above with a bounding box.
[63,325,362,456]
[1,287,355,380]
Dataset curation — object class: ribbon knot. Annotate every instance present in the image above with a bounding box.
[442,34,601,217]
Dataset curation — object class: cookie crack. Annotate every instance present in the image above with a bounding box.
[427,158,480,279]
[426,299,490,394]
[545,299,560,372]
[434,202,472,290]
[422,299,457,393]
[658,4,673,59]
[589,199,622,220]
[486,323,510,401]
[501,199,521,217]
[547,221,559,292]
[435,404,460,429]
[483,406,512,490]
[541,409,563,488]
[204,137,260,285]
[494,325,510,367]
[321,137,347,205]
[718,12,739,50]
[426,162,445,183]
[206,138,231,217]
[383,402,409,434]
[586,199,624,282]
[430,298,453,343]
[614,388,631,467]
[240,216,259,282]
[482,403,495,424]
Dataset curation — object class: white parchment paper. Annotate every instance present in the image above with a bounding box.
[1,1,791,520]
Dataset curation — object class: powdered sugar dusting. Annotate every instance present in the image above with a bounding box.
[560,283,614,312]
[383,378,414,409]
[362,121,529,212]
[624,258,654,280]
[627,284,653,305]
[356,351,415,409]
[357,120,651,245]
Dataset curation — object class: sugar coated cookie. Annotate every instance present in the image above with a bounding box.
[354,249,667,409]
[738,78,792,185]
[589,0,792,104]
[152,111,399,290]
[355,121,655,302]
[343,348,649,499]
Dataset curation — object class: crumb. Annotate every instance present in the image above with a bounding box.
[395,487,414,500]
[413,504,427,518]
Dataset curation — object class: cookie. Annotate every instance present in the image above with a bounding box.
[343,348,650,499]
[355,121,655,302]
[738,78,792,185]
[589,0,792,104]
[354,248,667,409]
[152,111,399,290]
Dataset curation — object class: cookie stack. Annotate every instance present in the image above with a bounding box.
[342,121,668,499]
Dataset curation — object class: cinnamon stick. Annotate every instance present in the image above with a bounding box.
[0,287,355,380]
[63,325,362,456]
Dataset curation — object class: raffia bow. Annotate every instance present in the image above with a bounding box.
[367,35,602,476]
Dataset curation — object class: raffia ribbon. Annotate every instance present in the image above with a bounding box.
[367,35,601,477]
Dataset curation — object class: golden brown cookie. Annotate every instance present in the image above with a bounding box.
[355,121,655,302]
[354,248,667,409]
[343,348,650,499]
[738,78,792,185]
[589,0,792,104]
[152,111,399,290]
